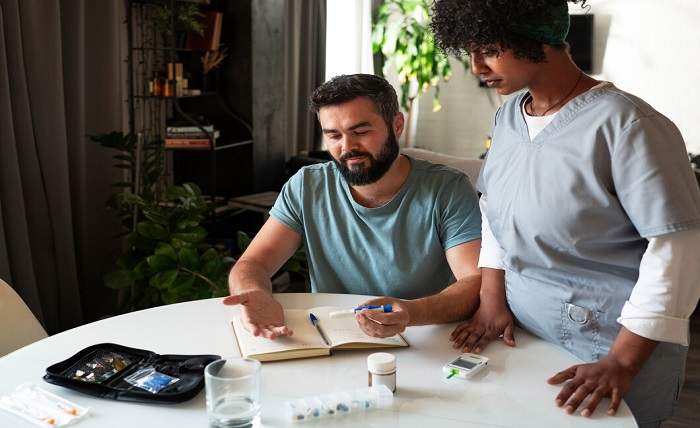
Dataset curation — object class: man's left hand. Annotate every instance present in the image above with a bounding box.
[355,297,411,338]
[547,355,636,417]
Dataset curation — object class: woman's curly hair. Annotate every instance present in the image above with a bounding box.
[430,0,588,63]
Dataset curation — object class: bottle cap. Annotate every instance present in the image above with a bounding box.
[367,352,396,374]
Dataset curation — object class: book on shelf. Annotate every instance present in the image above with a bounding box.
[187,12,223,51]
[164,139,210,149]
[165,130,220,140]
[164,135,219,149]
[231,306,409,362]
[166,125,216,134]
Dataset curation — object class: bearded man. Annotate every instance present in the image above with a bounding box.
[224,74,482,340]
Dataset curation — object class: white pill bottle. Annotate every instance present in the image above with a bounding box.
[367,352,396,393]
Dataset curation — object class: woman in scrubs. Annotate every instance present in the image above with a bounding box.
[430,1,700,427]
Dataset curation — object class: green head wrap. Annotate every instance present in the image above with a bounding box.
[510,2,570,45]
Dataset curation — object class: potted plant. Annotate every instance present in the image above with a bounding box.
[152,3,205,48]
[372,0,470,146]
[91,132,234,311]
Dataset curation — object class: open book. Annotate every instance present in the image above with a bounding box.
[231,306,408,362]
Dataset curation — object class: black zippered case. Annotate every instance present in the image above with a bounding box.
[43,343,219,403]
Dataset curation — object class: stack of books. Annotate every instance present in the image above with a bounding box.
[164,125,220,149]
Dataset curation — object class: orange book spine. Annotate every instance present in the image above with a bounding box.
[163,139,211,149]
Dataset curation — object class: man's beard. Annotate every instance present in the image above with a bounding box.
[334,129,400,186]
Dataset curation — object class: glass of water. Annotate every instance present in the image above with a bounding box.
[205,357,261,428]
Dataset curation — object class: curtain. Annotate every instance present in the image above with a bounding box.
[285,0,326,155]
[0,0,125,333]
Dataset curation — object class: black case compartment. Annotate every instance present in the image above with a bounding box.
[43,343,219,403]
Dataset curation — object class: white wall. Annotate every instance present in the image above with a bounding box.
[412,60,499,159]
[414,0,700,156]
[580,0,700,153]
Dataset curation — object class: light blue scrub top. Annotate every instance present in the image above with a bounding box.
[478,84,700,424]
[270,156,481,299]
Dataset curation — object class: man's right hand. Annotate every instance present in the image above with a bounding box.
[449,302,516,353]
[223,289,293,340]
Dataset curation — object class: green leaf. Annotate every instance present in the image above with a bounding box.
[166,185,190,200]
[143,208,170,226]
[178,247,200,270]
[172,273,196,292]
[149,269,178,290]
[118,192,145,206]
[202,258,224,279]
[137,222,169,240]
[183,182,202,196]
[282,259,301,273]
[132,260,151,281]
[104,270,134,289]
[237,231,252,252]
[201,248,218,262]
[171,226,206,244]
[176,217,201,230]
[160,289,182,305]
[147,254,177,272]
[154,243,177,260]
[170,237,190,249]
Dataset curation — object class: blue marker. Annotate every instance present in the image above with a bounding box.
[328,304,393,319]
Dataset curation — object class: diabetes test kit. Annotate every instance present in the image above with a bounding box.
[442,353,489,379]
[42,343,219,403]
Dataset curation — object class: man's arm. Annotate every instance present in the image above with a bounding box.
[223,217,302,339]
[356,240,481,337]
[405,239,481,325]
[228,217,302,294]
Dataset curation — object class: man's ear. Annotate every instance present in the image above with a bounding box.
[393,112,405,140]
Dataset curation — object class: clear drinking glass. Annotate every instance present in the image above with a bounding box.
[205,357,261,428]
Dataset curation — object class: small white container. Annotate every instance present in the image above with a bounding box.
[284,385,392,423]
[367,352,396,393]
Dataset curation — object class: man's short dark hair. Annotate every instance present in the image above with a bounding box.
[430,0,587,63]
[309,74,399,127]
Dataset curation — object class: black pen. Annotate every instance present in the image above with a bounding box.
[309,313,331,346]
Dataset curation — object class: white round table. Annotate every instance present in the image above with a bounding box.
[0,293,637,427]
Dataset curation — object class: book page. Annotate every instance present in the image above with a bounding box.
[307,307,408,348]
[232,309,328,359]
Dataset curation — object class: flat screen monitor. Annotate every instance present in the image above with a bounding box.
[566,14,594,73]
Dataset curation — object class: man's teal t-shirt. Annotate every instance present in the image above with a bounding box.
[269,156,481,299]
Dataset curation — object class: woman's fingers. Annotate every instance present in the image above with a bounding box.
[608,388,622,416]
[451,324,478,348]
[503,323,516,346]
[461,328,485,352]
[554,376,582,407]
[472,335,495,354]
[581,388,606,417]
[450,322,471,340]
[548,365,578,385]
[563,382,595,414]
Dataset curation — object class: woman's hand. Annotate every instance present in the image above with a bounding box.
[449,301,516,353]
[548,327,657,417]
[547,355,636,417]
